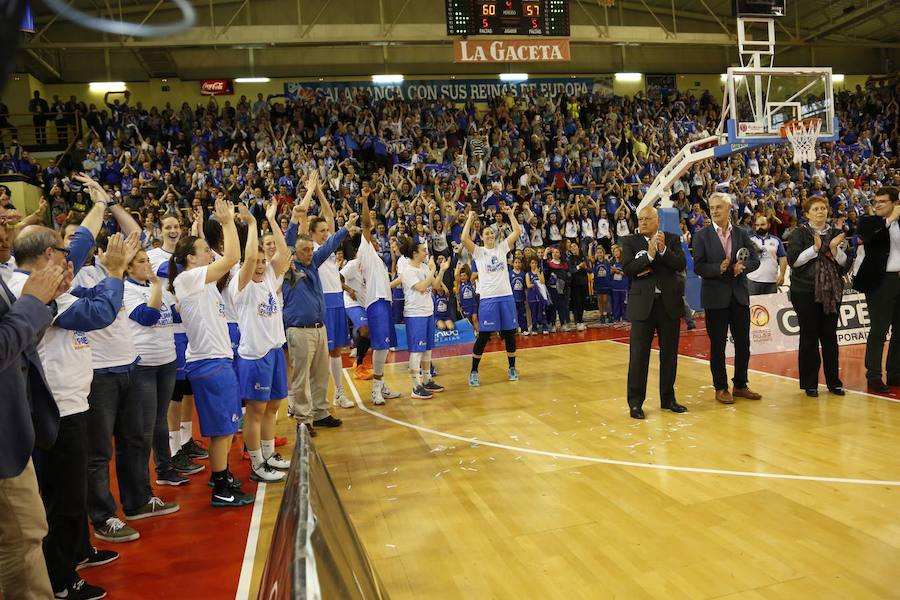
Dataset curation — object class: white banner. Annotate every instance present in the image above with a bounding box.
[725,289,872,357]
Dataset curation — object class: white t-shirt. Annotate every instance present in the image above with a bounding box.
[229,266,286,360]
[73,265,136,370]
[123,279,176,366]
[748,234,785,284]
[340,258,366,309]
[173,265,233,362]
[212,250,240,323]
[147,247,172,277]
[473,240,513,299]
[314,242,343,295]
[357,236,392,308]
[400,261,434,317]
[0,256,17,282]
[6,271,92,417]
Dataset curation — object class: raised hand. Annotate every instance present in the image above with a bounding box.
[21,264,66,304]
[214,198,235,224]
[655,231,666,253]
[265,201,278,222]
[306,169,319,190]
[123,231,142,265]
[237,203,256,226]
[102,233,128,277]
[291,203,306,223]
[74,173,110,205]
[345,212,359,229]
[829,233,846,252]
[813,232,822,252]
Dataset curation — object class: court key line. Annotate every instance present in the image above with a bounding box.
[235,482,268,600]
[342,370,900,488]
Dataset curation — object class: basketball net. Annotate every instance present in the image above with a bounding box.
[781,118,822,164]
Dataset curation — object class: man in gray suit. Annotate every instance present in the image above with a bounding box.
[693,192,762,404]
[0,256,66,599]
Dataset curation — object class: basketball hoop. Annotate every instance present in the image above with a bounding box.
[780,118,822,164]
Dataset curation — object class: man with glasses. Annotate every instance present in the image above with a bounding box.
[855,187,900,392]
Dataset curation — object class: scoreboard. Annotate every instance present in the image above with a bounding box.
[446,0,570,37]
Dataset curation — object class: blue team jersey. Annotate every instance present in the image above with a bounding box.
[526,271,542,303]
[593,259,611,291]
[458,281,477,314]
[609,261,629,290]
[509,269,526,302]
[433,292,451,319]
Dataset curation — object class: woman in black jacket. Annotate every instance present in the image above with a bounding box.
[786,196,853,397]
[567,241,590,331]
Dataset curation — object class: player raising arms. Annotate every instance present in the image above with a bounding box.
[461,204,522,386]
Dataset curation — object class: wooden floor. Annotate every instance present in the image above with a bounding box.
[297,340,900,600]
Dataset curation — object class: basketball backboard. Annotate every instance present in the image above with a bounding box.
[726,66,838,145]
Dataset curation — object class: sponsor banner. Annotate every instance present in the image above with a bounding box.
[592,75,614,96]
[726,290,872,357]
[392,319,477,352]
[284,77,594,103]
[200,79,233,95]
[453,39,570,63]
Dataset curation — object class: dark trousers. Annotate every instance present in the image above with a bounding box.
[549,288,570,325]
[748,280,778,295]
[129,362,178,495]
[611,289,627,321]
[705,302,751,390]
[528,300,547,331]
[36,412,92,592]
[790,290,842,389]
[570,283,588,324]
[864,275,900,382]
[87,371,145,525]
[627,296,680,409]
[514,300,527,331]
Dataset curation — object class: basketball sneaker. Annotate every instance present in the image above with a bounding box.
[469,371,480,387]
[334,390,354,408]
[411,385,434,399]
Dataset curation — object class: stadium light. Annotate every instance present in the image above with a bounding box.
[372,74,404,84]
[833,74,845,83]
[614,72,642,82]
[500,73,529,82]
[89,81,126,93]
[720,74,746,82]
[234,77,271,83]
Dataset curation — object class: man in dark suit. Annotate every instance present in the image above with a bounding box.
[0,262,65,598]
[622,206,688,419]
[855,186,900,392]
[693,192,762,404]
[28,91,50,145]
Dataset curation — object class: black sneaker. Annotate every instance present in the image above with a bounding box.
[76,548,119,571]
[172,449,205,475]
[423,381,445,393]
[207,470,242,490]
[312,415,342,428]
[54,578,106,600]
[181,438,209,459]
[211,487,255,507]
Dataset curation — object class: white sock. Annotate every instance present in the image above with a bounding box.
[169,431,180,456]
[330,357,344,394]
[179,421,192,447]
[422,351,433,384]
[241,405,247,416]
[248,449,264,469]
[261,439,275,460]
[373,349,388,378]
[373,378,384,393]
[409,353,422,388]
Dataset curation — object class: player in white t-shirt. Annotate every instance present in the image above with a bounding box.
[169,199,252,508]
[230,202,292,484]
[340,257,374,381]
[461,204,522,386]
[399,237,449,399]
[359,186,402,405]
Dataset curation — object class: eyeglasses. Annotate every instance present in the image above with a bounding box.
[51,245,70,257]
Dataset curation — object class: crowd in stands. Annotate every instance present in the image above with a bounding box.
[1,74,898,332]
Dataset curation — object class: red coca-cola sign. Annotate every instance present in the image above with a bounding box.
[200,79,233,95]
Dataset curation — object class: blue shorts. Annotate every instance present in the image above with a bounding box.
[174,332,188,380]
[405,315,435,352]
[346,306,368,331]
[367,300,397,350]
[391,298,405,325]
[325,305,350,351]
[237,347,288,402]
[478,295,518,332]
[185,358,242,437]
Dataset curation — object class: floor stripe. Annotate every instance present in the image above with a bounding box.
[235,482,267,600]
[342,359,900,487]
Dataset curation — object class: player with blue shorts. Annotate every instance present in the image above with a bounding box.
[358,186,402,405]
[170,199,254,508]
[461,204,522,386]
[341,257,374,381]
[230,202,292,484]
[399,237,449,399]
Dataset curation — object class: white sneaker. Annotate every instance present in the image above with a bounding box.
[251,462,285,483]
[550,325,557,333]
[576,323,586,331]
[266,453,291,470]
[371,388,386,405]
[380,384,401,399]
[521,330,530,336]
[334,391,354,409]
[349,348,357,358]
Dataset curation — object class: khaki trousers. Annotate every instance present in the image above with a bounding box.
[0,459,53,599]
[286,326,331,422]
